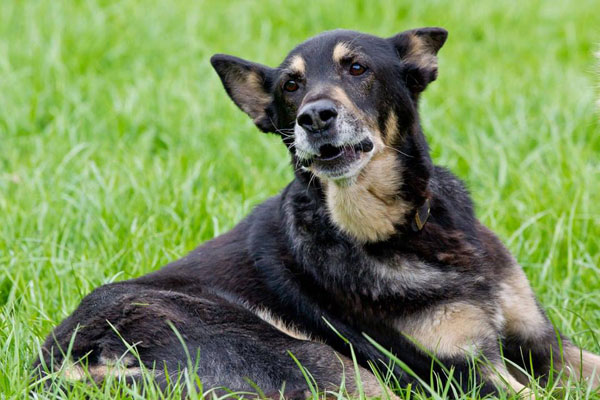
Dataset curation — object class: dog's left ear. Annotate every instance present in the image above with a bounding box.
[389,27,448,93]
[211,54,276,132]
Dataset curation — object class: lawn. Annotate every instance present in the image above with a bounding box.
[1,0,599,398]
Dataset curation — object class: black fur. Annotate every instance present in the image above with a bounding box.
[34,28,589,398]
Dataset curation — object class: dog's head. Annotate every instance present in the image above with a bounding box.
[211,28,446,184]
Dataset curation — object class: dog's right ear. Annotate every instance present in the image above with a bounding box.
[210,54,276,132]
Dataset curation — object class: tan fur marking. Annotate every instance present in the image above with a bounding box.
[62,356,142,382]
[563,345,600,387]
[323,108,410,242]
[405,34,438,71]
[288,55,306,76]
[325,146,410,242]
[254,308,314,342]
[339,356,399,399]
[98,353,136,367]
[499,263,600,389]
[236,71,271,123]
[499,263,547,338]
[486,364,532,398]
[332,42,353,63]
[63,362,86,381]
[384,110,399,143]
[88,365,142,381]
[329,86,362,116]
[397,302,499,358]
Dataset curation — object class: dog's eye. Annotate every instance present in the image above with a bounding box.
[283,79,299,92]
[349,62,367,76]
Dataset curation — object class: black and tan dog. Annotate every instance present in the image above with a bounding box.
[35,28,600,397]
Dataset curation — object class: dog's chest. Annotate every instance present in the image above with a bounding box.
[293,231,463,304]
[284,189,467,311]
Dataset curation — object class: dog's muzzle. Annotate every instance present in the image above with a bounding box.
[293,100,375,180]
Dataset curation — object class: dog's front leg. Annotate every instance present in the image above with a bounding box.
[396,301,528,396]
[499,262,600,388]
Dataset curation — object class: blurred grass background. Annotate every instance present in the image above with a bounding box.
[0,0,599,397]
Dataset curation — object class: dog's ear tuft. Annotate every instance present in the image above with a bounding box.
[210,54,276,132]
[389,27,448,92]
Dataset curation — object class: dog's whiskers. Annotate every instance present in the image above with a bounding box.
[383,144,413,158]
[306,172,317,194]
[268,115,296,137]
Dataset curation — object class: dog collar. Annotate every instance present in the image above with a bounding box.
[411,198,431,232]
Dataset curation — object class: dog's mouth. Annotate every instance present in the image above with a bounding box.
[315,139,374,162]
[304,138,374,179]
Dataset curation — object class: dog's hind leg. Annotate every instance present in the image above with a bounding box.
[34,283,392,398]
[499,262,600,387]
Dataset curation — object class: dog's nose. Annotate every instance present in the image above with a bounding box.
[297,99,338,134]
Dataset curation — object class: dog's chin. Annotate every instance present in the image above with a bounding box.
[303,139,375,184]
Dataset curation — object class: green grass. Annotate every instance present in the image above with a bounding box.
[1,0,599,398]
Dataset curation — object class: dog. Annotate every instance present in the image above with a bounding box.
[34,27,600,398]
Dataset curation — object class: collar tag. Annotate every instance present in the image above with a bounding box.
[412,198,431,232]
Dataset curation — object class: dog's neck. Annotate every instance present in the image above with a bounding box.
[297,142,432,243]
[320,148,412,242]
